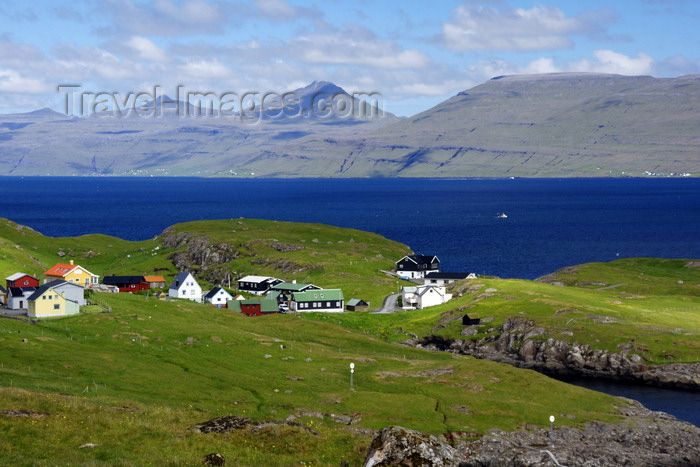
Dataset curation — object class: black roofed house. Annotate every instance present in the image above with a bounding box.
[422,272,476,286]
[7,286,35,310]
[169,271,202,303]
[237,275,284,295]
[204,286,233,308]
[102,275,150,293]
[396,255,440,279]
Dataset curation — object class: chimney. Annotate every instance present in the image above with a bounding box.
[70,260,74,265]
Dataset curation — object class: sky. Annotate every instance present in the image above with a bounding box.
[0,0,698,116]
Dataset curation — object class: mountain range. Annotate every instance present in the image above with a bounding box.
[0,73,698,177]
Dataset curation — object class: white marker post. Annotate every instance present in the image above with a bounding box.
[350,362,355,391]
[549,415,555,446]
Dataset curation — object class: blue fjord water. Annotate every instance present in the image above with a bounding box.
[1,177,698,279]
[0,176,698,424]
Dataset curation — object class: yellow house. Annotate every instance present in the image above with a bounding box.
[27,285,80,318]
[44,260,99,287]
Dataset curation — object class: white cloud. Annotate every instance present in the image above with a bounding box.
[0,68,51,93]
[442,4,598,51]
[253,0,311,20]
[126,37,169,62]
[292,26,431,69]
[570,50,655,75]
[100,0,233,36]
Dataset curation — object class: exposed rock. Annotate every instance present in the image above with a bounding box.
[268,242,304,252]
[161,229,239,284]
[363,425,458,466]
[0,409,50,418]
[202,453,225,465]
[364,402,700,466]
[409,317,699,389]
[191,415,252,433]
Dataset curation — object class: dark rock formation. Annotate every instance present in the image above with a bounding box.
[409,317,700,390]
[363,425,460,466]
[202,453,225,465]
[364,401,700,466]
[160,228,239,284]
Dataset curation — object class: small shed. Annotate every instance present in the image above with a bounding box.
[346,298,370,312]
[462,314,481,326]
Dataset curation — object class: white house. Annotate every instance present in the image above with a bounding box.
[237,275,283,295]
[204,286,233,308]
[396,255,440,279]
[402,285,452,310]
[422,272,476,287]
[43,279,86,306]
[169,272,202,303]
[7,287,36,310]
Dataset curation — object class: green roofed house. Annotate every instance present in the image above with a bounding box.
[269,282,320,293]
[290,289,344,313]
[346,298,370,312]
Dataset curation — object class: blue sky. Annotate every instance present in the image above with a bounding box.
[0,0,698,116]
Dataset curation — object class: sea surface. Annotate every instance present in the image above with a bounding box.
[1,177,698,279]
[0,176,698,424]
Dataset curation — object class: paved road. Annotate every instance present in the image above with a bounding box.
[372,293,400,313]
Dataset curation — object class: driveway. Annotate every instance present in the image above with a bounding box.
[372,293,400,313]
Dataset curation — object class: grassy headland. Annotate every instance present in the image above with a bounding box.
[0,219,697,465]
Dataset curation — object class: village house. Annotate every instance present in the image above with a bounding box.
[229,298,279,317]
[402,285,452,310]
[102,275,150,292]
[396,255,440,279]
[42,279,86,306]
[44,260,99,287]
[204,286,233,308]
[144,275,167,288]
[169,272,202,303]
[7,287,36,310]
[289,289,345,313]
[0,284,6,306]
[237,275,283,295]
[346,298,370,312]
[267,282,321,312]
[6,272,40,289]
[422,272,476,286]
[27,284,80,318]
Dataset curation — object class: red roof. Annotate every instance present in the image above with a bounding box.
[44,263,78,277]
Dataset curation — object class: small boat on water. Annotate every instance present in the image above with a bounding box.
[497,213,508,218]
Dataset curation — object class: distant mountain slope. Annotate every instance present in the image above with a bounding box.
[0,74,697,177]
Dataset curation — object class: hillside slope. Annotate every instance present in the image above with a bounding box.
[1,74,698,177]
[0,217,409,307]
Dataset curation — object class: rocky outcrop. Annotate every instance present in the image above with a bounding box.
[364,401,700,466]
[160,229,240,284]
[409,317,700,390]
[363,425,461,466]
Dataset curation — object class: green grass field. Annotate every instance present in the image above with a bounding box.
[311,258,700,365]
[0,293,623,465]
[1,219,697,465]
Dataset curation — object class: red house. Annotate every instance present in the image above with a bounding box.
[6,273,40,289]
[102,275,150,292]
[234,298,279,317]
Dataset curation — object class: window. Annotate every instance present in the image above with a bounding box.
[42,296,46,300]
[54,304,60,310]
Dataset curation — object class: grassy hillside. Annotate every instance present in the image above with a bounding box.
[0,293,623,465]
[314,258,700,365]
[0,217,409,307]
